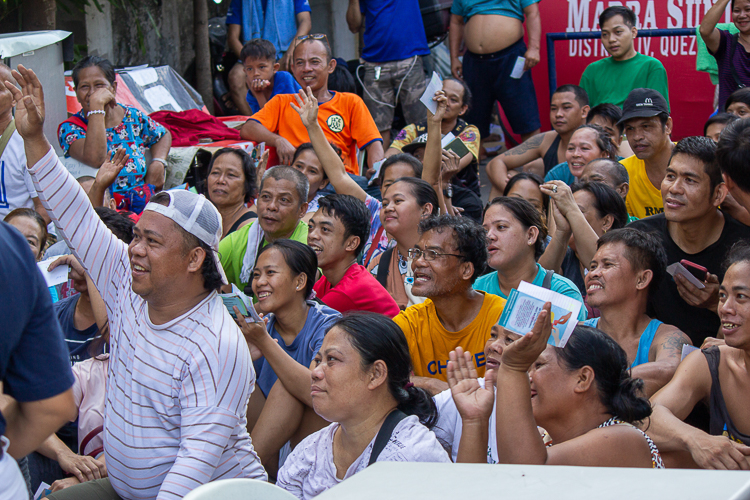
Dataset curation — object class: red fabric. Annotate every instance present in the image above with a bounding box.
[313,264,400,317]
[149,109,242,147]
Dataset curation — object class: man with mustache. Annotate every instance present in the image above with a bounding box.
[220,166,310,294]
[618,88,674,220]
[393,215,506,395]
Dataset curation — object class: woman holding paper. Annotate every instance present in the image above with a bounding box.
[449,306,665,468]
[232,239,340,430]
[474,197,586,320]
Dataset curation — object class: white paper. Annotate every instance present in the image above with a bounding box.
[33,482,50,500]
[219,284,262,322]
[666,262,706,289]
[419,71,443,115]
[128,67,158,86]
[143,85,182,112]
[368,158,387,186]
[516,281,582,348]
[440,132,455,148]
[510,56,526,79]
[681,344,699,361]
[37,258,69,287]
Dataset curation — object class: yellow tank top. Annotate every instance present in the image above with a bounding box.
[621,155,663,220]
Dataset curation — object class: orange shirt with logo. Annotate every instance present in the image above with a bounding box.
[250,91,382,175]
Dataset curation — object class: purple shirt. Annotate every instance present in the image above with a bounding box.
[709,29,750,111]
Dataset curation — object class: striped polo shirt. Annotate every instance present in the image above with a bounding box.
[30,148,267,499]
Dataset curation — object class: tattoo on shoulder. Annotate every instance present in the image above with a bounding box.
[660,332,691,359]
[505,133,545,156]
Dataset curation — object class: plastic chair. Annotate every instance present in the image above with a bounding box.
[183,478,297,500]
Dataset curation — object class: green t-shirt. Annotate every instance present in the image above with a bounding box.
[219,220,310,291]
[474,263,588,321]
[579,53,669,109]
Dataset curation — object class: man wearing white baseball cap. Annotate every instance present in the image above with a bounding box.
[6,64,267,500]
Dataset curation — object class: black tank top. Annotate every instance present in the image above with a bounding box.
[543,134,563,175]
[704,346,750,445]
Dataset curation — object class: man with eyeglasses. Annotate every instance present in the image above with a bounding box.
[241,35,384,174]
[393,215,506,395]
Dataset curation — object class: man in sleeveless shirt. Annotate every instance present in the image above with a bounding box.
[582,228,690,397]
[485,85,589,199]
[643,242,750,470]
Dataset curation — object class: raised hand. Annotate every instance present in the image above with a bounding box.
[447,347,495,422]
[540,181,578,217]
[427,90,448,125]
[97,148,130,191]
[290,87,319,129]
[89,87,116,112]
[501,303,553,373]
[4,65,45,139]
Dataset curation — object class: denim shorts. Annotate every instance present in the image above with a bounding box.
[462,39,541,137]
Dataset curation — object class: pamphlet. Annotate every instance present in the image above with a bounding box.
[419,71,443,114]
[498,281,582,347]
[220,284,262,322]
[681,344,699,361]
[444,137,471,158]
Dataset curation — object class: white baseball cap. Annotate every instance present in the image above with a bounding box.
[143,190,228,285]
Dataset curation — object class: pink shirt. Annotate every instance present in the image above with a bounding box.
[72,356,109,457]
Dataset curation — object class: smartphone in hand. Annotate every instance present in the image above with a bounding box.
[680,259,708,282]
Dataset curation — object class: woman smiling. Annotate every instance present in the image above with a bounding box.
[206,148,258,239]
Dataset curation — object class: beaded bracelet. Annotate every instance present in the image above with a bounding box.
[87,110,106,118]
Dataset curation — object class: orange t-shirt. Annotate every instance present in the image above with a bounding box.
[393,292,506,382]
[250,91,382,175]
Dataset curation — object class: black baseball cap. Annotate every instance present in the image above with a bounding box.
[617,88,670,125]
[402,133,428,155]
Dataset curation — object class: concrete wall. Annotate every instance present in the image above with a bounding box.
[85,0,196,76]
[310,0,358,62]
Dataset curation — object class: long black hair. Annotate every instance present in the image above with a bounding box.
[386,177,439,215]
[256,239,318,299]
[331,312,438,429]
[555,325,652,424]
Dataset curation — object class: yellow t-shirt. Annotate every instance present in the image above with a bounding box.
[621,155,664,220]
[393,292,506,382]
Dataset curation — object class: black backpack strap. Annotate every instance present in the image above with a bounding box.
[375,247,394,287]
[542,269,554,290]
[730,34,747,90]
[368,409,408,466]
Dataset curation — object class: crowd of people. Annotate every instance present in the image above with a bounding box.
[4,1,750,499]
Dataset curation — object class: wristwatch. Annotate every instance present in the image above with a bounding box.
[443,185,453,199]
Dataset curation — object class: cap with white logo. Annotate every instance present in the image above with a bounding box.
[618,88,670,125]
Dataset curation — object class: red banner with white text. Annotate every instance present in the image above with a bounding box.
[528,0,732,140]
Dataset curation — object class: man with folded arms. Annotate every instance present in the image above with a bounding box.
[7,65,267,500]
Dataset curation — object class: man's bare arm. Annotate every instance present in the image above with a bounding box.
[631,327,691,398]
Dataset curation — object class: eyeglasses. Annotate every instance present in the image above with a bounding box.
[297,33,328,42]
[408,248,464,262]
